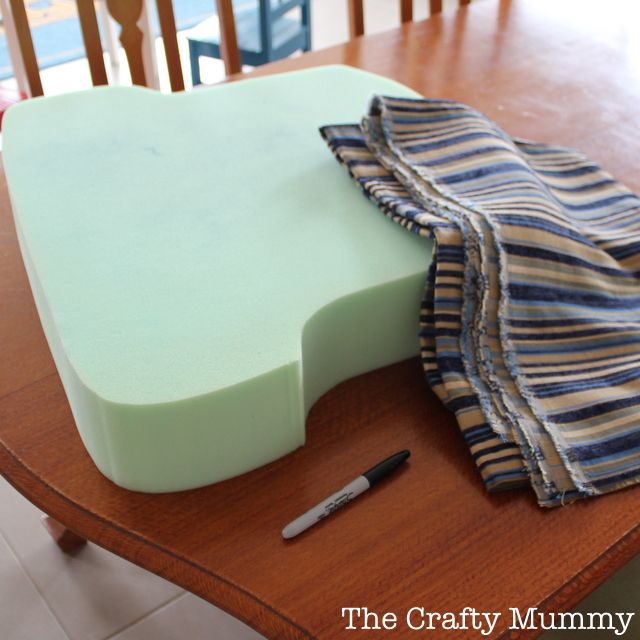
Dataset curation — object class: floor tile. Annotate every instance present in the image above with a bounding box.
[109,593,265,640]
[0,532,69,640]
[0,478,183,640]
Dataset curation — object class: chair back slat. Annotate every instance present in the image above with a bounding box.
[348,0,472,37]
[76,0,108,86]
[8,0,42,96]
[107,0,147,86]
[400,0,413,23]
[216,0,242,75]
[156,0,185,91]
[348,0,365,38]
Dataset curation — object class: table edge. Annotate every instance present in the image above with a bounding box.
[3,418,639,640]
[0,436,313,640]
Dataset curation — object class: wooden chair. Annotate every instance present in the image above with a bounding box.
[348,0,471,38]
[6,0,244,98]
[187,0,312,86]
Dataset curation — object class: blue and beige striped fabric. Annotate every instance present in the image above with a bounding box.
[321,96,640,506]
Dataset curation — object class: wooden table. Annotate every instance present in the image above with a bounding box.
[1,1,639,638]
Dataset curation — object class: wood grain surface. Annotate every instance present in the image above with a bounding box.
[1,1,640,639]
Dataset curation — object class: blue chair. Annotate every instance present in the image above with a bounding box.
[187,0,311,85]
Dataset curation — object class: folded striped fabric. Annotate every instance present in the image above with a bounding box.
[321,96,640,506]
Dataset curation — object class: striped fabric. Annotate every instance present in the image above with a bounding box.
[320,96,640,506]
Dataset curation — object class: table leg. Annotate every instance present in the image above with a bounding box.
[41,516,87,553]
[189,41,202,86]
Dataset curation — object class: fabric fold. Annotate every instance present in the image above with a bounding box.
[321,96,640,506]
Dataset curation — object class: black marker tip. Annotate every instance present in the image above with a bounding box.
[363,449,411,487]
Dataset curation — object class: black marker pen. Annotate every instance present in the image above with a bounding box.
[282,450,411,539]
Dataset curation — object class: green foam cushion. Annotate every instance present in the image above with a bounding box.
[3,65,432,492]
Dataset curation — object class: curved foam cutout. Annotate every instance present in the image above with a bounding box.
[3,66,432,491]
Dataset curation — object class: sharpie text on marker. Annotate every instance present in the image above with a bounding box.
[281,450,411,539]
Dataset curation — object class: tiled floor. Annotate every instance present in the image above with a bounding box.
[0,477,262,640]
[1,1,639,638]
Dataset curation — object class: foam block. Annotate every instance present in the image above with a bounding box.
[3,66,432,492]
